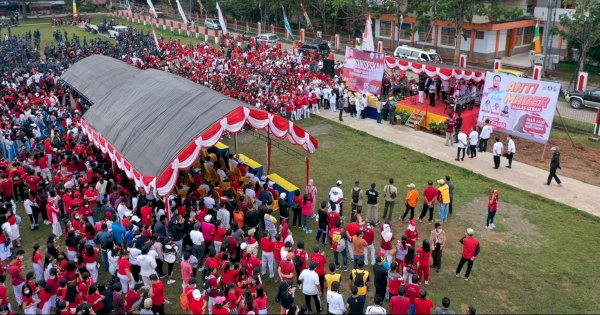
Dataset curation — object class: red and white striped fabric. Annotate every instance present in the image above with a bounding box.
[384,56,485,82]
[80,106,318,197]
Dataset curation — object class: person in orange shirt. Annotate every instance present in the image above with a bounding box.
[401,183,419,222]
[233,207,244,229]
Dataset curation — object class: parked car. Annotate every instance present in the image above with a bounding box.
[494,68,527,78]
[565,88,600,109]
[256,33,279,47]
[204,18,221,30]
[298,40,330,57]
[393,45,443,63]
[107,25,129,39]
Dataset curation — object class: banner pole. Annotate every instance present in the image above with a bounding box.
[555,108,576,147]
[540,142,548,161]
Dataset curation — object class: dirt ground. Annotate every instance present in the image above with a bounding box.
[510,136,600,186]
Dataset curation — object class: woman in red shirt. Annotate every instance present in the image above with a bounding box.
[416,240,432,285]
[485,188,499,230]
[116,251,135,292]
[83,245,99,283]
[32,244,44,282]
[254,285,268,314]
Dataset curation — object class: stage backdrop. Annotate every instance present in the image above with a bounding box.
[342,47,385,96]
[477,72,561,144]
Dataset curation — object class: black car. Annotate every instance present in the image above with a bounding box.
[298,40,330,57]
[565,88,600,109]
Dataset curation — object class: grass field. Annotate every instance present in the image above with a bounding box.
[7,116,600,314]
[4,20,600,313]
[0,22,112,51]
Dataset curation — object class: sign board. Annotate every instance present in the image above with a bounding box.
[341,47,385,96]
[477,72,561,144]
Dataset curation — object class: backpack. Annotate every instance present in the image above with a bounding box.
[203,274,213,293]
[353,270,365,287]
[293,250,305,270]
[352,188,360,204]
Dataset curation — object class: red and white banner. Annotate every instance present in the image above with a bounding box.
[477,72,560,144]
[384,56,485,82]
[342,47,385,96]
[80,107,318,197]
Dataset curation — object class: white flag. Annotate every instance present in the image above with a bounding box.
[216,2,228,35]
[362,15,375,51]
[146,0,158,18]
[175,0,188,25]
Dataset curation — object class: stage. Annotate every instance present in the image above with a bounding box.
[369,95,479,133]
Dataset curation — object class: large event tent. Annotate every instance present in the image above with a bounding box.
[61,55,318,197]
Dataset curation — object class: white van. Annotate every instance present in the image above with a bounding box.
[393,45,443,63]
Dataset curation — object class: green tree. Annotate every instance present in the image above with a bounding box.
[432,0,522,64]
[560,0,600,74]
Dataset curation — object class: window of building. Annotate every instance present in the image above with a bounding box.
[378,20,392,38]
[440,27,456,46]
[418,27,432,43]
[399,23,412,41]
[476,31,484,39]
[522,26,534,45]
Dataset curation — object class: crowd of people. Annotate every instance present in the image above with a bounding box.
[0,22,489,315]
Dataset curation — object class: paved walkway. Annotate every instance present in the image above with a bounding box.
[317,111,600,217]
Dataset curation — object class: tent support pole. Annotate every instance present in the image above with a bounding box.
[234,133,238,154]
[267,129,272,175]
[305,156,310,185]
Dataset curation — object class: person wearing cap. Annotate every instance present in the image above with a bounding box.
[437,179,450,223]
[430,223,446,272]
[140,298,154,315]
[401,183,419,222]
[382,178,398,222]
[404,220,419,248]
[546,146,562,186]
[189,289,205,314]
[455,228,480,280]
[329,180,344,214]
[485,188,499,230]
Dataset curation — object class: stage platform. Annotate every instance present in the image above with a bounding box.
[389,95,479,133]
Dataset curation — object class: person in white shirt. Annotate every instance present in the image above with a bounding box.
[329,93,337,112]
[116,198,129,221]
[23,194,38,230]
[329,180,344,214]
[468,127,479,158]
[322,86,331,109]
[137,250,158,287]
[492,137,504,169]
[298,262,322,313]
[365,294,387,314]
[356,95,367,120]
[455,131,468,161]
[479,119,493,152]
[506,135,516,168]
[327,282,346,315]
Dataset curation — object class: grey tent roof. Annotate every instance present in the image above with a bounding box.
[61,55,249,177]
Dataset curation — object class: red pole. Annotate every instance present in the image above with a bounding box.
[305,157,310,185]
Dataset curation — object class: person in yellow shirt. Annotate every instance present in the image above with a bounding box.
[350,261,370,296]
[401,183,419,222]
[437,179,451,223]
[324,263,341,291]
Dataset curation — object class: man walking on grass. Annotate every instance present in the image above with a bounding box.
[455,228,480,281]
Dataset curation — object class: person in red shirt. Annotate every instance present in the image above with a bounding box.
[83,185,99,209]
[260,232,275,279]
[86,284,104,313]
[38,284,52,314]
[6,254,25,306]
[345,217,360,261]
[189,289,205,314]
[149,274,165,315]
[389,286,411,315]
[125,283,145,313]
[405,274,421,305]
[417,240,432,285]
[455,228,480,280]
[418,180,438,223]
[309,245,328,295]
[413,289,434,315]
[212,296,229,315]
[140,201,153,228]
[24,172,41,194]
[404,220,419,248]
[0,275,10,309]
[485,188,499,230]
[361,222,376,266]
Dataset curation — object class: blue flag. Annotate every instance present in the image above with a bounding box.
[282,5,295,41]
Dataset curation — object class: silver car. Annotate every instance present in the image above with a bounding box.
[204,18,222,30]
[256,33,279,47]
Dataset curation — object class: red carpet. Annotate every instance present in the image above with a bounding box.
[396,95,479,133]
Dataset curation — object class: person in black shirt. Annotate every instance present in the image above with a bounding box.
[366,183,379,225]
[278,193,289,222]
[373,257,388,299]
[546,147,562,186]
[346,285,365,314]
[315,201,328,245]
[244,207,260,234]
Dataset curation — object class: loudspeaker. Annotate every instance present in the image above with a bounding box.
[322,59,335,77]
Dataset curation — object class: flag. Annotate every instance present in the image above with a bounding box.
[146,0,157,18]
[150,20,160,49]
[73,0,78,17]
[533,21,542,54]
[197,0,204,10]
[216,2,228,34]
[362,15,374,51]
[300,3,312,28]
[282,5,294,41]
[175,0,188,25]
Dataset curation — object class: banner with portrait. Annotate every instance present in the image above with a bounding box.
[342,47,385,96]
[477,72,561,144]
